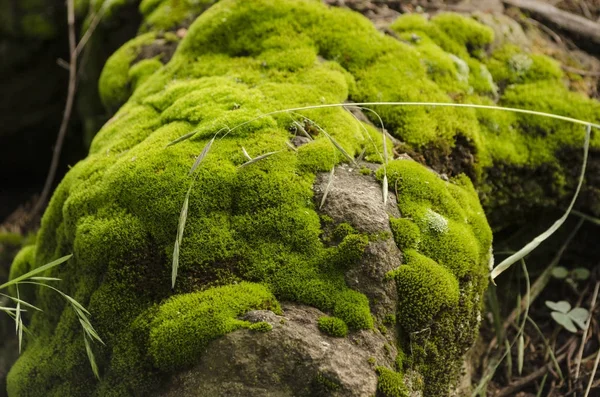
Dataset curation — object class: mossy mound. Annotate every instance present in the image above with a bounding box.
[9,0,596,396]
[388,15,600,226]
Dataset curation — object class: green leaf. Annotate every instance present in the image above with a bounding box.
[0,254,72,290]
[546,300,571,314]
[551,312,577,333]
[572,268,590,281]
[551,266,568,279]
[567,307,589,330]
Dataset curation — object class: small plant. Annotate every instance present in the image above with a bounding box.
[0,254,103,379]
[545,300,588,333]
[551,266,590,291]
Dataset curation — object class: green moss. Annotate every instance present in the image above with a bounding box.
[11,0,590,395]
[128,57,163,91]
[333,222,356,241]
[318,316,348,337]
[376,367,409,397]
[380,159,491,394]
[148,282,279,370]
[359,167,371,175]
[486,44,563,87]
[389,250,459,331]
[314,372,341,392]
[98,32,159,111]
[249,321,273,332]
[139,0,218,31]
[389,217,421,250]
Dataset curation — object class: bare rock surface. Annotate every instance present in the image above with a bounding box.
[157,303,395,397]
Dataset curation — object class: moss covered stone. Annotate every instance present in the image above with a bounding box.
[380,159,491,395]
[8,0,595,395]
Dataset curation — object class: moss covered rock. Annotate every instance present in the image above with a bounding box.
[7,1,598,396]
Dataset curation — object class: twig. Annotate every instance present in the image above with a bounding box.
[75,3,108,57]
[585,347,600,397]
[30,0,77,221]
[495,350,569,397]
[575,280,600,380]
[561,65,600,77]
[503,0,600,45]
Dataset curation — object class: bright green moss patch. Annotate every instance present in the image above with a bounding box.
[389,217,421,250]
[389,249,459,331]
[486,44,563,87]
[318,316,348,337]
[99,32,159,110]
[139,0,218,31]
[148,282,279,370]
[249,321,273,332]
[380,159,491,394]
[376,367,409,397]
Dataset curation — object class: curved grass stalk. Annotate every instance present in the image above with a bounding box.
[216,102,596,281]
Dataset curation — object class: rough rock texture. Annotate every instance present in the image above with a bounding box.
[157,303,396,397]
[314,163,401,321]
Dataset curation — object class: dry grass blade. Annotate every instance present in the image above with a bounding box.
[491,124,591,281]
[320,167,335,209]
[577,281,600,380]
[189,137,215,175]
[0,293,42,312]
[383,174,389,206]
[22,281,105,345]
[29,277,61,281]
[241,146,252,160]
[293,121,313,140]
[0,254,72,290]
[238,151,279,169]
[526,316,564,381]
[517,334,524,375]
[285,141,297,152]
[15,287,21,352]
[472,260,531,397]
[585,347,600,397]
[172,185,192,289]
[347,109,382,164]
[166,130,199,148]
[84,335,100,380]
[352,106,388,165]
[572,210,600,226]
[321,130,357,165]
